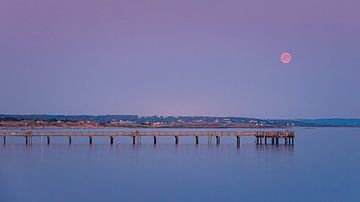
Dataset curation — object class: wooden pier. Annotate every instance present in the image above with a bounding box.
[1,130,295,146]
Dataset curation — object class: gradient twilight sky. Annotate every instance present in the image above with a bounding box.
[0,0,359,118]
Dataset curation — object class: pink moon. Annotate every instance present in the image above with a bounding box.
[280,52,292,64]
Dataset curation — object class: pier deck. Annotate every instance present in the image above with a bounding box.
[1,130,295,146]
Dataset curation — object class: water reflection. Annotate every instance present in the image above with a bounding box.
[0,143,295,156]
[3,128,360,202]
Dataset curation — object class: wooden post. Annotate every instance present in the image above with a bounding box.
[216,136,220,145]
[89,136,93,144]
[47,136,50,145]
[236,136,240,147]
[175,136,179,144]
[195,136,199,144]
[68,136,72,144]
[110,136,114,144]
[3,136,6,145]
[132,136,136,144]
[153,136,157,144]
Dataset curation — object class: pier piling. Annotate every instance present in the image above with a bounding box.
[110,136,114,144]
[175,136,179,144]
[89,136,93,144]
[195,136,199,144]
[216,136,220,145]
[236,136,240,147]
[153,136,157,144]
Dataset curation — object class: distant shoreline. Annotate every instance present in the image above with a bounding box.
[0,120,288,130]
[0,120,359,130]
[1,115,360,129]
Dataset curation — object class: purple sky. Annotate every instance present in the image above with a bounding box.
[0,0,359,118]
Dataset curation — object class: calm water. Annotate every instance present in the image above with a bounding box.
[0,128,359,202]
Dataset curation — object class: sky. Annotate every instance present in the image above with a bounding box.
[0,0,359,118]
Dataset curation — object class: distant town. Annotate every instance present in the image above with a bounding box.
[0,115,359,129]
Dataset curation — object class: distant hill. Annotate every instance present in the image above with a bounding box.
[295,119,360,127]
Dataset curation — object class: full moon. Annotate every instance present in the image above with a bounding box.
[280,52,292,64]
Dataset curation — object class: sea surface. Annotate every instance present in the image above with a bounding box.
[0,127,359,202]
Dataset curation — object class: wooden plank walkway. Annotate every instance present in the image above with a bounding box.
[1,130,295,146]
